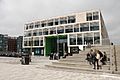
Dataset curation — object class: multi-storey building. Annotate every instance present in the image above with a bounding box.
[23,10,110,56]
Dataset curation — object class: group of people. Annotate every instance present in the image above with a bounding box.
[49,52,60,60]
[86,49,107,70]
[49,52,72,60]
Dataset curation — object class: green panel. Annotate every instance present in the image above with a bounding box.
[45,37,52,56]
[45,35,67,56]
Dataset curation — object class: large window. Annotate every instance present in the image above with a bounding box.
[33,30,38,36]
[25,24,29,30]
[77,34,82,45]
[74,24,79,32]
[65,25,73,33]
[29,23,34,29]
[39,29,42,35]
[35,22,40,28]
[80,23,89,32]
[57,26,64,34]
[84,33,93,45]
[43,28,48,35]
[94,32,100,44]
[86,13,92,21]
[93,12,99,20]
[34,37,39,46]
[48,19,53,26]
[60,17,67,24]
[40,37,43,46]
[50,27,56,34]
[68,16,76,23]
[41,21,47,27]
[24,38,28,46]
[55,19,59,25]
[90,22,99,31]
[24,31,32,37]
[86,11,99,21]
[70,34,76,45]
[29,38,32,46]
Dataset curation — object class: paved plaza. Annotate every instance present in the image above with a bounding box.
[0,57,120,80]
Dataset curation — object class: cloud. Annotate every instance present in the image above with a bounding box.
[0,0,120,44]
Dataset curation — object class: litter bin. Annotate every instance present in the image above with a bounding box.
[20,53,30,65]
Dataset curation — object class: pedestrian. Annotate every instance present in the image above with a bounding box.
[100,52,107,65]
[91,49,97,69]
[86,49,93,65]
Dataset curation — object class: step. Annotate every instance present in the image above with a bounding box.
[52,61,110,69]
[59,59,86,62]
[66,56,86,60]
[46,64,111,73]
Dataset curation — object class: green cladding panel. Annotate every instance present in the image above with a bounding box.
[45,37,52,56]
[45,35,67,56]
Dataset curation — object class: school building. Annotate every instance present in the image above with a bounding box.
[23,10,110,56]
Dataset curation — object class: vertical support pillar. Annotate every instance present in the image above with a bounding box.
[110,45,117,74]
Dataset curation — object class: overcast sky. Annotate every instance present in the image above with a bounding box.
[0,0,120,44]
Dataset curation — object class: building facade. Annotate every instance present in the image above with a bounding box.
[0,34,8,51]
[17,36,23,53]
[23,10,110,56]
[8,37,17,52]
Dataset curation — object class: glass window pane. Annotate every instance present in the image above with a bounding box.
[60,17,67,24]
[41,21,47,27]
[34,37,39,46]
[39,29,42,35]
[48,19,53,26]
[90,22,99,31]
[86,13,92,21]
[50,27,56,34]
[68,16,76,23]
[84,33,93,45]
[55,19,59,25]
[70,34,76,45]
[74,24,79,32]
[35,22,40,28]
[93,12,99,20]
[80,23,89,32]
[43,28,48,35]
[77,34,82,45]
[94,32,100,44]
[65,25,73,33]
[40,37,43,46]
[57,26,64,34]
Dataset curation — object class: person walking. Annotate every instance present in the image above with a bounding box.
[86,49,93,65]
[95,50,101,69]
[91,49,97,69]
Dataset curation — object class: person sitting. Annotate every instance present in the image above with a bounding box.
[49,52,54,60]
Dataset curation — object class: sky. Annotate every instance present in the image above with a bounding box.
[0,0,120,44]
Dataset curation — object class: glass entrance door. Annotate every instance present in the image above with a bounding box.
[57,39,67,56]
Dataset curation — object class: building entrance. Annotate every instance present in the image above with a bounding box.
[45,35,67,56]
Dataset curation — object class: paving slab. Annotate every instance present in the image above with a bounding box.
[0,57,120,80]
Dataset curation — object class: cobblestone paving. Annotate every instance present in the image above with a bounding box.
[0,57,120,80]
